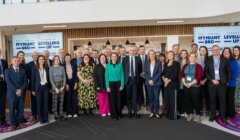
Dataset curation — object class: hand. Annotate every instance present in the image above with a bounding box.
[140,72,145,78]
[32,91,36,96]
[66,84,69,91]
[107,88,111,93]
[200,80,205,85]
[74,83,78,90]
[16,89,22,96]
[60,87,65,93]
[119,87,123,91]
[212,80,219,85]
[149,80,154,86]
[184,83,191,89]
[55,88,60,94]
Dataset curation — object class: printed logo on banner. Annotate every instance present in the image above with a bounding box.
[194,26,240,54]
[12,32,63,63]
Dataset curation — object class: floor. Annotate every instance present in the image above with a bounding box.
[0,108,239,139]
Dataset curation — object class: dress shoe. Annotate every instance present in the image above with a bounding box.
[221,117,226,122]
[54,116,60,121]
[60,116,65,121]
[9,125,16,131]
[209,117,215,122]
[44,120,49,123]
[128,113,133,118]
[89,109,93,115]
[17,123,26,129]
[1,121,8,127]
[83,110,89,115]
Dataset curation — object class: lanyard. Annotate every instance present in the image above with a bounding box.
[188,64,195,75]
[214,58,220,69]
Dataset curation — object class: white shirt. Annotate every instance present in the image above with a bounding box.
[150,63,155,77]
[39,69,47,85]
[129,56,136,77]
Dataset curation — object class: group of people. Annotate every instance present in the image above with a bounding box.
[0,43,240,131]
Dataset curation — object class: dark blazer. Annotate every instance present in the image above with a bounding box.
[205,55,231,85]
[71,57,82,69]
[122,55,142,85]
[5,67,28,98]
[26,61,36,89]
[46,59,53,68]
[144,60,162,85]
[0,59,8,82]
[93,64,106,92]
[31,67,51,92]
[63,64,78,86]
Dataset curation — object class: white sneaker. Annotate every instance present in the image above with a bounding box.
[73,114,78,118]
[101,114,107,117]
[67,115,72,118]
[107,113,111,116]
[156,114,160,118]
[149,113,154,118]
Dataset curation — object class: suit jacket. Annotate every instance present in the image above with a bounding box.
[122,55,142,85]
[63,64,78,86]
[93,64,106,92]
[31,67,51,93]
[5,67,27,98]
[144,60,162,85]
[46,59,53,68]
[205,55,231,86]
[0,58,8,83]
[71,57,82,69]
[26,61,36,89]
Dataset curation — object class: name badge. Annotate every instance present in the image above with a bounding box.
[215,70,219,75]
[187,77,192,81]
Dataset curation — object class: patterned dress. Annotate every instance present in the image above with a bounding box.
[77,65,97,109]
[235,59,240,113]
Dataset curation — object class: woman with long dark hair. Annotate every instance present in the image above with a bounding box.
[77,54,97,115]
[197,46,209,115]
[93,54,110,117]
[222,47,238,121]
[233,46,240,114]
[31,55,50,124]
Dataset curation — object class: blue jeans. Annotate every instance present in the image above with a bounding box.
[147,85,160,113]
[8,96,24,126]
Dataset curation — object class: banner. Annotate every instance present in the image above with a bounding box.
[12,32,63,63]
[194,26,240,53]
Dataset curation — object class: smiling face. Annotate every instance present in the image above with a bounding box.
[223,49,230,59]
[12,57,20,68]
[111,53,118,63]
[212,46,220,57]
[83,55,90,65]
[189,53,197,63]
[38,56,45,66]
[100,55,106,65]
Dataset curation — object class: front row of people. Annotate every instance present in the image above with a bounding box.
[3,45,238,130]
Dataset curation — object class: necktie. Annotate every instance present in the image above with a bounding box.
[131,57,134,77]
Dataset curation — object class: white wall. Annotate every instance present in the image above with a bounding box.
[0,0,240,27]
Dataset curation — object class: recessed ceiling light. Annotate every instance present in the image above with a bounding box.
[156,20,184,24]
[42,25,67,28]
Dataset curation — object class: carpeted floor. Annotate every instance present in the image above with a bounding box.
[4,115,240,140]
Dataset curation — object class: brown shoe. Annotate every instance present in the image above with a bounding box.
[28,116,37,122]
[17,123,26,129]
[146,105,150,111]
[9,125,16,131]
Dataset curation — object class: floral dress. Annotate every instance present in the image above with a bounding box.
[235,59,240,113]
[77,65,97,109]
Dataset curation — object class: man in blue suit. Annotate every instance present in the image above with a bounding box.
[26,52,38,122]
[5,56,27,131]
[122,45,142,118]
[0,49,8,126]
[71,48,82,69]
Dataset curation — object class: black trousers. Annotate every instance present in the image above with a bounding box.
[138,77,148,106]
[126,77,138,114]
[184,86,201,115]
[66,81,78,114]
[164,87,178,120]
[36,84,49,122]
[108,81,122,119]
[201,84,210,112]
[48,90,53,112]
[226,87,236,119]
[0,81,7,122]
[208,84,227,119]
[177,89,186,114]
[31,90,37,117]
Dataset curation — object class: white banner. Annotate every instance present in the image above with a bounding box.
[194,26,240,53]
[12,32,63,63]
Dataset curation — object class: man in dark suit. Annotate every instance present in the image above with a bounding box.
[0,49,8,126]
[119,47,127,63]
[205,45,231,122]
[5,56,28,130]
[43,50,53,114]
[58,48,66,65]
[26,52,38,122]
[122,45,142,118]
[92,49,99,64]
[71,48,82,69]
[138,45,149,110]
